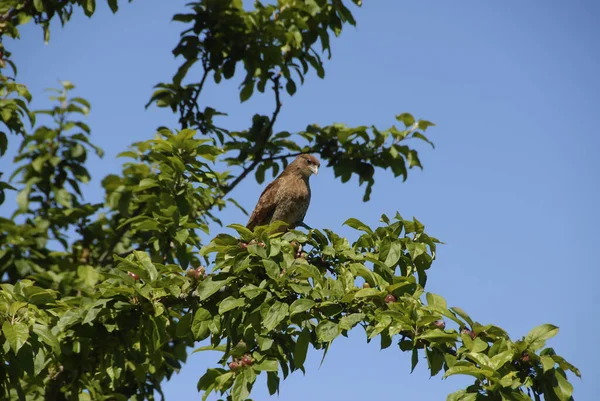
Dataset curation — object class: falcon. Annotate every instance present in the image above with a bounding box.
[246,154,320,231]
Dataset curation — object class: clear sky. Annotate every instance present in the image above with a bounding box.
[2,0,599,400]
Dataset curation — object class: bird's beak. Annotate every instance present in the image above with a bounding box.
[309,165,319,176]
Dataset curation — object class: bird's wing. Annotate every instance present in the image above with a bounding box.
[246,179,280,230]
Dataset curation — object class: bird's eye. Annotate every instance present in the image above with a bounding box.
[306,159,312,164]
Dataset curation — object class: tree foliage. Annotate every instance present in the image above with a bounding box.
[0,1,579,401]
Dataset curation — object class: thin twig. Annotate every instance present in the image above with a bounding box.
[182,60,210,129]
[222,75,283,195]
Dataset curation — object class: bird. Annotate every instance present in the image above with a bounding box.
[246,154,320,231]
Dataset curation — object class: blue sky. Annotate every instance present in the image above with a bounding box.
[2,0,599,399]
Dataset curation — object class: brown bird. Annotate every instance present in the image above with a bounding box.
[247,154,320,231]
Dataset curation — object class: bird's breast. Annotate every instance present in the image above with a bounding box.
[271,178,311,225]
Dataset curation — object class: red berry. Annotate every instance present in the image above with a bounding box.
[186,268,195,278]
[433,321,446,330]
[521,351,530,362]
[239,242,248,249]
[461,328,476,340]
[128,272,140,280]
[228,361,240,371]
[257,242,265,248]
[241,354,253,366]
[384,294,396,303]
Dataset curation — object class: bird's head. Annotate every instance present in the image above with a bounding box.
[289,154,320,178]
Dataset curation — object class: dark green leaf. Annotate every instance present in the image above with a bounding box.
[294,329,310,368]
[316,321,339,342]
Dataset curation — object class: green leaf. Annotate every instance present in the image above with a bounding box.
[343,218,373,234]
[354,288,382,298]
[254,358,278,372]
[425,347,444,377]
[16,186,30,212]
[197,276,234,301]
[316,321,339,342]
[285,79,297,95]
[418,329,456,343]
[470,337,489,353]
[32,324,60,354]
[33,0,44,12]
[339,313,365,331]
[133,251,158,281]
[499,390,532,401]
[197,368,224,391]
[384,241,403,267]
[426,292,447,309]
[227,223,253,241]
[240,81,255,102]
[552,369,574,400]
[525,324,559,350]
[232,371,250,401]
[218,296,246,314]
[294,329,310,368]
[396,112,415,127]
[406,241,427,260]
[289,299,315,316]
[191,308,212,340]
[107,0,118,12]
[175,313,192,338]
[540,355,555,372]
[263,302,288,331]
[2,321,29,354]
[411,348,419,372]
[263,259,281,280]
[489,350,514,370]
[192,345,226,354]
[443,365,493,380]
[267,372,279,395]
[84,0,96,16]
[450,307,474,327]
[23,287,57,305]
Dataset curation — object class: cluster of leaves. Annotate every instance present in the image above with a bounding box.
[0,1,580,401]
[186,218,579,401]
[149,0,362,127]
[0,0,132,43]
[147,0,432,202]
[0,85,200,400]
[224,113,435,201]
[0,0,131,203]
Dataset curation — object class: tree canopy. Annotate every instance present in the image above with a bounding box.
[0,1,580,401]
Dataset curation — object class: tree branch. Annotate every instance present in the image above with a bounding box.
[221,74,283,196]
[181,60,210,129]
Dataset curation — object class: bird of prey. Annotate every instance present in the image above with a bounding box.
[247,154,320,231]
